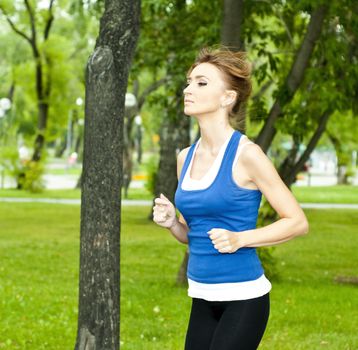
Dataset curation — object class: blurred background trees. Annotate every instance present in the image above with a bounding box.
[0,0,357,280]
[1,0,356,192]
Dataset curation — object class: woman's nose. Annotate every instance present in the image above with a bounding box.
[183,84,191,95]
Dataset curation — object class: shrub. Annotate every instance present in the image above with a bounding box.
[257,199,280,281]
[16,160,45,193]
[144,155,159,196]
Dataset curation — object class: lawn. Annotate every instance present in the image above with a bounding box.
[291,185,358,204]
[0,203,357,349]
[0,187,152,200]
[0,184,358,203]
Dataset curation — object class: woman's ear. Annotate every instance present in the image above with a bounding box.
[224,90,237,106]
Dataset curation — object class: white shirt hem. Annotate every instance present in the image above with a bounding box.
[187,274,272,301]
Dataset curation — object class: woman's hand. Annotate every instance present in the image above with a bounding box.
[207,228,242,254]
[153,193,177,229]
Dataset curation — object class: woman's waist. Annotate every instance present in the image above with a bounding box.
[188,244,258,257]
[188,227,256,253]
[187,275,272,301]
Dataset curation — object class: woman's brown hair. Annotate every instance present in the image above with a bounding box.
[187,46,252,132]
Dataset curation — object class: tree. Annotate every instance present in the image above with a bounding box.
[0,1,99,190]
[132,0,357,285]
[0,0,56,162]
[255,4,328,153]
[133,0,221,206]
[74,0,140,349]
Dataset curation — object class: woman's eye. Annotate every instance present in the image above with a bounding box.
[198,82,207,86]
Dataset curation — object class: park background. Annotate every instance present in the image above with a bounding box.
[0,0,357,349]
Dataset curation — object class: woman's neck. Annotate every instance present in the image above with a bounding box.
[196,118,235,154]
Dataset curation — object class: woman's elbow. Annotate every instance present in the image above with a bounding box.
[296,216,309,236]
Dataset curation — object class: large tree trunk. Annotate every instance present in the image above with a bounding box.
[74,1,140,349]
[255,5,328,153]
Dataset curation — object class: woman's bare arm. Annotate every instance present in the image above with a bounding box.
[153,147,190,244]
[208,143,309,253]
[168,147,190,243]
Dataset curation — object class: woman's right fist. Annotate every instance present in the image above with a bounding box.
[153,193,177,229]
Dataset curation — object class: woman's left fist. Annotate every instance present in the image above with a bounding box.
[207,228,241,254]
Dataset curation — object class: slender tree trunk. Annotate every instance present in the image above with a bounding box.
[148,90,190,223]
[221,0,244,50]
[122,79,166,196]
[74,1,140,349]
[155,108,190,203]
[328,132,349,185]
[278,135,301,186]
[255,5,328,153]
[279,110,331,187]
[176,250,189,285]
[55,133,67,158]
[123,108,134,198]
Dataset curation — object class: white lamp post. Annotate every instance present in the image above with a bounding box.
[0,97,11,113]
[125,93,137,108]
[76,97,83,106]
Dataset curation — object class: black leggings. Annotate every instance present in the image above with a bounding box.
[184,293,270,350]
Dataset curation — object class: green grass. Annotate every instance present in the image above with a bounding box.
[0,187,152,200]
[0,188,82,199]
[291,185,358,204]
[1,185,358,204]
[0,204,357,349]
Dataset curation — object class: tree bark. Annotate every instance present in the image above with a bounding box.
[74,1,140,349]
[255,5,328,153]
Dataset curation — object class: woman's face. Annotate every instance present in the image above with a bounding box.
[183,62,231,117]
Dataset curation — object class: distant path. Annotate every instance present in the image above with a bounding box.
[0,197,358,209]
[0,197,150,206]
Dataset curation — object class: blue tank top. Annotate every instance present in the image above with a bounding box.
[174,130,264,284]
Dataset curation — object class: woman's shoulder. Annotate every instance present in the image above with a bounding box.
[238,137,270,173]
[177,146,191,162]
[176,146,191,179]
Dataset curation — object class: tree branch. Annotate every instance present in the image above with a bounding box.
[24,0,37,43]
[0,5,32,45]
[251,80,273,102]
[274,4,294,46]
[255,4,328,152]
[137,78,167,110]
[282,109,331,186]
[44,0,55,40]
